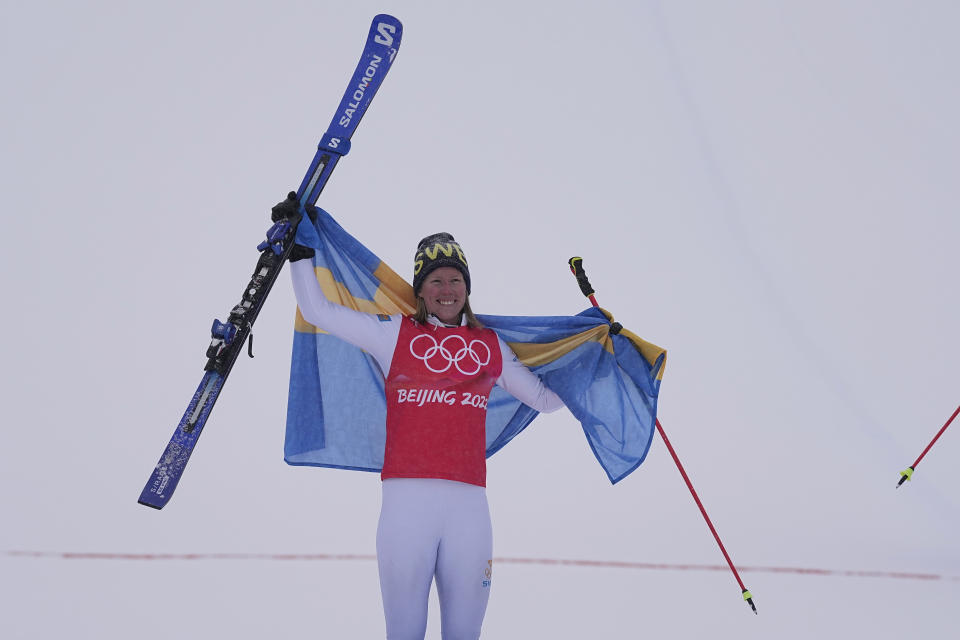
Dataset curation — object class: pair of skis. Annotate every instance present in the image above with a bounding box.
[138,14,403,510]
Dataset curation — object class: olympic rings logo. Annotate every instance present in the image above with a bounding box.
[409,333,491,376]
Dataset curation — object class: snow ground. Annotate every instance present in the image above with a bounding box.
[2,1,957,638]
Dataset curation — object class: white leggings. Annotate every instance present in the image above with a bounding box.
[376,478,493,640]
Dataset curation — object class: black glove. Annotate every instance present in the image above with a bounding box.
[271,191,300,222]
[289,244,315,262]
[273,191,318,263]
[271,191,320,224]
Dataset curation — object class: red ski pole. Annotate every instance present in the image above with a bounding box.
[897,404,960,488]
[567,257,756,614]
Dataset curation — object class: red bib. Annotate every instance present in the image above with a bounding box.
[382,317,503,486]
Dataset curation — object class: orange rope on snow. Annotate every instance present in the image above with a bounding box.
[3,550,957,582]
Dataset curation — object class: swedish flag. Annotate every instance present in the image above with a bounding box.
[285,209,666,483]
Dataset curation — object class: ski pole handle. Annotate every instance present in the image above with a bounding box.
[568,257,599,307]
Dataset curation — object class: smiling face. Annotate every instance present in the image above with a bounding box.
[418,266,468,325]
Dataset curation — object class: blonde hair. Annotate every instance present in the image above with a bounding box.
[414,296,484,328]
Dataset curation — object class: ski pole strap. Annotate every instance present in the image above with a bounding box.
[568,257,595,297]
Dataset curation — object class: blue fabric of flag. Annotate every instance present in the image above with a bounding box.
[285,208,666,484]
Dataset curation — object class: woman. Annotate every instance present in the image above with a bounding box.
[289,231,566,639]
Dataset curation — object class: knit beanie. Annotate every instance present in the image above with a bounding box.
[412,232,471,295]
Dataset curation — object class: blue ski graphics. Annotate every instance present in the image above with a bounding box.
[139,14,402,509]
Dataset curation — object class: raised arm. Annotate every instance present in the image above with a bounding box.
[290,259,399,373]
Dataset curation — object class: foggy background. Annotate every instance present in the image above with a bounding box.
[2,1,957,637]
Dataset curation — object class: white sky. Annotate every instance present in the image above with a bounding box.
[2,1,958,638]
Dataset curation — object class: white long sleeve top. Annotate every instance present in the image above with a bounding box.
[290,260,565,413]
